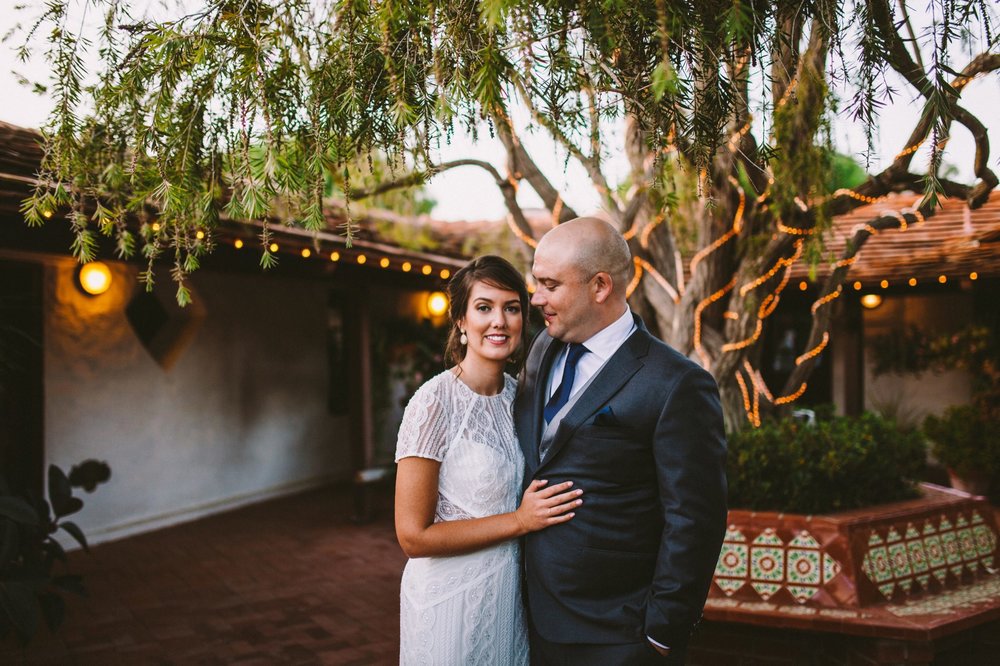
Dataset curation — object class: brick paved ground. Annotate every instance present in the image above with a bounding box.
[3,489,997,665]
[0,486,405,665]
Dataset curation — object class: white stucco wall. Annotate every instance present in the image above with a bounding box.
[862,292,973,427]
[44,260,351,545]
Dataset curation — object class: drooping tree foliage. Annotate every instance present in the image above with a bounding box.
[14,0,998,427]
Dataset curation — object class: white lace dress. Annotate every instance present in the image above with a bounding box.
[395,370,529,666]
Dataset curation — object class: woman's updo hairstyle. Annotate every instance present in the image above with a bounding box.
[444,255,529,369]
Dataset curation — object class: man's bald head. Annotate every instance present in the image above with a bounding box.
[535,217,633,296]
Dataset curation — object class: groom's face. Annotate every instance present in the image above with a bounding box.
[530,246,596,344]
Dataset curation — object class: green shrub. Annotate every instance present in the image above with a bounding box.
[923,405,1000,479]
[727,412,925,514]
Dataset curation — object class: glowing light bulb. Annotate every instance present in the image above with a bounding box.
[78,262,112,296]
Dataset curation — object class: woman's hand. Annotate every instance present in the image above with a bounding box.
[514,479,583,533]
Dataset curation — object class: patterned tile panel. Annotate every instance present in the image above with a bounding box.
[713,527,844,605]
[860,510,999,601]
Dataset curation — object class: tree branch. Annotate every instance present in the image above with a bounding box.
[511,76,623,220]
[492,108,578,223]
[778,199,938,399]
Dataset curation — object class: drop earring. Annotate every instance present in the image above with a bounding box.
[460,330,468,346]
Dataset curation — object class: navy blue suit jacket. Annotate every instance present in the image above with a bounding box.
[515,314,727,650]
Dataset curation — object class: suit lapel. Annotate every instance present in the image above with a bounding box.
[523,334,561,474]
[537,320,651,471]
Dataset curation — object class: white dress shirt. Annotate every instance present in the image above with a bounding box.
[545,307,636,402]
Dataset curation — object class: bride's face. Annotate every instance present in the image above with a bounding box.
[457,281,524,365]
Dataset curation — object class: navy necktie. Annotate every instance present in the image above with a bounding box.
[544,343,587,424]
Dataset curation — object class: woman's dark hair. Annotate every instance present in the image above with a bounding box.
[444,255,530,369]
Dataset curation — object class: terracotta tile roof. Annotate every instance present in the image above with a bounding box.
[789,190,1000,283]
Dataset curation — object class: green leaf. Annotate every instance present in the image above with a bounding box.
[0,581,40,642]
[52,575,86,597]
[38,592,66,632]
[59,521,88,552]
[0,497,39,525]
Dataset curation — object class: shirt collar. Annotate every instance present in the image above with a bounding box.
[580,307,635,362]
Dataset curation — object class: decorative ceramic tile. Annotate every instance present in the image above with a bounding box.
[822,552,842,584]
[923,521,948,585]
[878,581,897,598]
[887,527,913,591]
[787,549,821,586]
[786,585,819,603]
[716,578,744,596]
[750,529,785,583]
[972,523,997,568]
[862,532,893,583]
[885,576,1000,617]
[715,542,749,578]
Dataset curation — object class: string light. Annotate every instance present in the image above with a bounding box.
[902,207,925,225]
[739,239,803,297]
[380,257,390,268]
[301,248,311,258]
[810,286,842,314]
[798,281,808,291]
[879,279,888,288]
[196,230,205,240]
[234,239,243,249]
[795,332,829,365]
[775,383,807,405]
[269,243,279,252]
[721,319,762,352]
[833,257,856,268]
[551,195,563,228]
[853,281,862,291]
[746,360,774,403]
[723,311,739,320]
[893,140,924,160]
[938,275,947,284]
[690,176,745,277]
[735,369,757,427]
[777,221,817,235]
[151,222,161,232]
[507,215,538,248]
[357,254,367,264]
[639,214,665,249]
[422,264,432,275]
[759,293,781,318]
[440,269,451,279]
[852,223,880,237]
[909,277,917,286]
[636,258,680,303]
[330,251,340,261]
[727,119,752,152]
[625,257,644,298]
[42,209,53,219]
[694,279,735,368]
[402,261,411,272]
[834,189,882,205]
[970,272,978,281]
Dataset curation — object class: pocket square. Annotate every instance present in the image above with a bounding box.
[592,405,618,426]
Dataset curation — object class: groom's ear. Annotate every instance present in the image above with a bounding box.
[592,271,614,304]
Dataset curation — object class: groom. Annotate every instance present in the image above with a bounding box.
[515,217,727,665]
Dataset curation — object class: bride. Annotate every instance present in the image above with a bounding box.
[394,255,582,665]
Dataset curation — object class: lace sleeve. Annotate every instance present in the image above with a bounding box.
[394,376,451,462]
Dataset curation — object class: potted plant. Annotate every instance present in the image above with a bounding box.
[0,460,110,644]
[923,405,999,497]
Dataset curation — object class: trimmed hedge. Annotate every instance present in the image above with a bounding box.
[727,412,926,514]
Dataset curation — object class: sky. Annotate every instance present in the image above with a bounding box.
[1,0,996,221]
